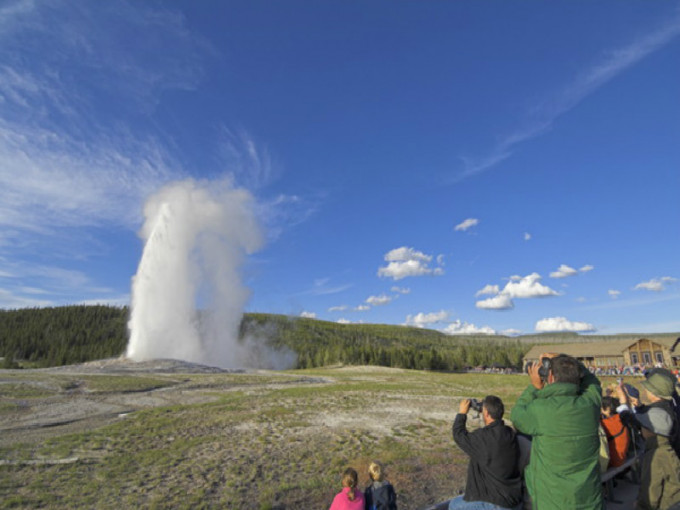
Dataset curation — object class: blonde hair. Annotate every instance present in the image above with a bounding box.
[342,467,358,501]
[368,460,384,482]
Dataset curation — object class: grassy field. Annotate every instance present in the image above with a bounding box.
[0,366,629,509]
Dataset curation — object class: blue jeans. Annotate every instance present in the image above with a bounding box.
[447,495,521,510]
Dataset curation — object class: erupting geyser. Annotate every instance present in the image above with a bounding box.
[126,179,264,368]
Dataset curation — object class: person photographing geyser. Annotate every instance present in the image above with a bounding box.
[449,395,522,510]
[511,353,604,510]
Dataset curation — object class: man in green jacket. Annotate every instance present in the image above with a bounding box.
[511,354,603,510]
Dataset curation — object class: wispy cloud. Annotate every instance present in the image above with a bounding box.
[366,294,393,306]
[0,1,206,242]
[634,276,677,292]
[454,218,479,232]
[455,13,680,181]
[391,286,411,295]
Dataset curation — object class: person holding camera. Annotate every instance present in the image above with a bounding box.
[510,353,603,510]
[449,395,522,510]
[615,376,680,510]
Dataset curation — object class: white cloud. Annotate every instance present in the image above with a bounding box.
[328,305,348,312]
[580,265,594,273]
[535,316,596,333]
[524,232,531,241]
[391,286,411,294]
[476,293,514,310]
[502,272,560,298]
[384,247,432,263]
[454,218,479,232]
[475,273,559,310]
[366,294,393,306]
[377,246,444,280]
[500,328,522,336]
[634,277,677,292]
[300,311,316,319]
[608,289,621,299]
[475,284,500,297]
[404,310,449,328]
[550,264,578,278]
[443,320,496,336]
[337,318,351,324]
[354,305,370,311]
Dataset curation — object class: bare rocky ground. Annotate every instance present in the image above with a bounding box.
[0,359,473,509]
[0,358,248,448]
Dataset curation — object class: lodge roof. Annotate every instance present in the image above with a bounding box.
[523,336,679,360]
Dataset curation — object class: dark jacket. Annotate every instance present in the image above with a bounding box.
[637,433,680,509]
[510,370,604,510]
[452,414,522,508]
[364,480,397,510]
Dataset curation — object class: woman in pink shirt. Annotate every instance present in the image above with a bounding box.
[329,467,365,510]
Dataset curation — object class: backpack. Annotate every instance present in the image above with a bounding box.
[652,399,680,459]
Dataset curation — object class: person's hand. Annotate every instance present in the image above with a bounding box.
[459,398,471,415]
[614,383,627,404]
[629,396,640,408]
[529,361,544,390]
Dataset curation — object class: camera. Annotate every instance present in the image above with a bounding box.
[536,354,585,383]
[623,383,640,400]
[537,357,552,383]
[469,398,483,413]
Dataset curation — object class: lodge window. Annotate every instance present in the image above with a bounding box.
[630,352,639,364]
[655,351,664,364]
[642,352,652,364]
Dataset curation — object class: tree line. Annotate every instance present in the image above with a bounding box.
[0,306,530,370]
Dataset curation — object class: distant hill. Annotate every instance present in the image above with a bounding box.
[1,306,675,370]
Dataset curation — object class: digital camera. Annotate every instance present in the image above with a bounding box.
[537,357,553,383]
[469,398,483,413]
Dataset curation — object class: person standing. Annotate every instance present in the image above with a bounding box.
[616,376,680,510]
[510,354,603,510]
[449,395,522,510]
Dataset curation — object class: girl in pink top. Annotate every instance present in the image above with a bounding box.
[329,467,365,510]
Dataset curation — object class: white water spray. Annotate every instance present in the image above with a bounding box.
[126,179,271,368]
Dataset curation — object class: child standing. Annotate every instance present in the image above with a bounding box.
[329,467,365,510]
[364,461,397,510]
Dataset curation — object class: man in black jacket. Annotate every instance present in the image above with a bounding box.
[449,395,522,510]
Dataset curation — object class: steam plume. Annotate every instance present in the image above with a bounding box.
[126,179,273,368]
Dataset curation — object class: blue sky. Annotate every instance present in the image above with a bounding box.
[1,0,678,335]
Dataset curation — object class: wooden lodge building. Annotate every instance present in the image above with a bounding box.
[523,336,680,370]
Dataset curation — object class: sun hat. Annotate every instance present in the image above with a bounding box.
[640,372,675,400]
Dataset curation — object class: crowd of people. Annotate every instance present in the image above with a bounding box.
[327,355,680,510]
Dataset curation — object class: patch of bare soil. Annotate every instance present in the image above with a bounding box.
[0,358,248,447]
